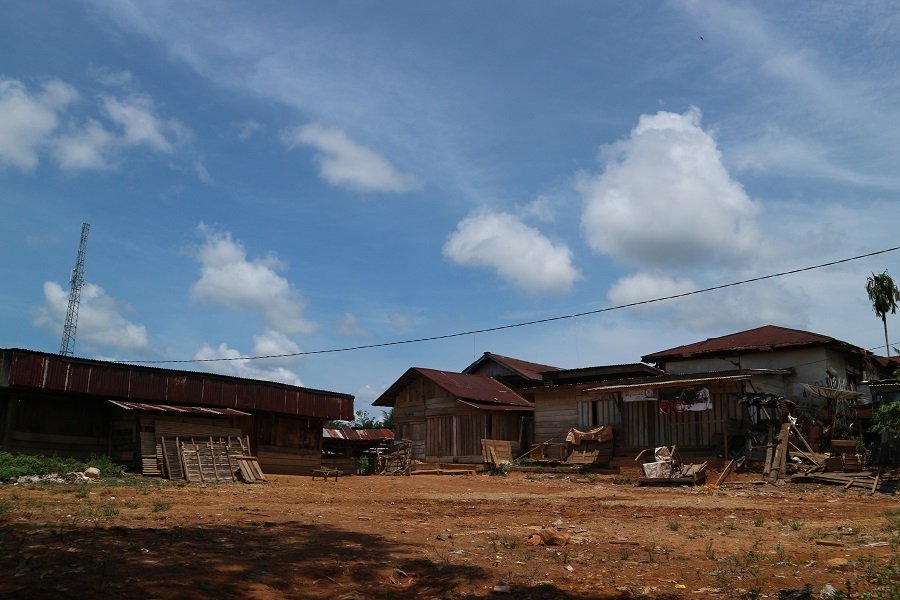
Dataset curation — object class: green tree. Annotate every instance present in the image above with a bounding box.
[866,270,900,357]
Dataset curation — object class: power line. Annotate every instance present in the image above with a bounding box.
[126,244,900,365]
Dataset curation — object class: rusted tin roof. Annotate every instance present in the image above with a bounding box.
[109,400,251,416]
[374,367,533,409]
[322,426,394,441]
[463,352,562,381]
[642,325,867,363]
[1,348,354,420]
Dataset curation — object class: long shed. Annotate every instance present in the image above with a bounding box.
[0,348,354,475]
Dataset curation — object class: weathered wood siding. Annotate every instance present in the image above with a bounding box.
[533,387,578,443]
[392,375,527,463]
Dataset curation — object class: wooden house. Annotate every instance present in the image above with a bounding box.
[462,352,561,397]
[372,367,533,463]
[0,348,354,475]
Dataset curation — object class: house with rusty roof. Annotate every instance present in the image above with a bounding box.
[0,348,354,476]
[524,325,892,458]
[462,352,562,395]
[372,367,533,463]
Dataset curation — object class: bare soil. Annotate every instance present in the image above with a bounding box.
[0,470,897,599]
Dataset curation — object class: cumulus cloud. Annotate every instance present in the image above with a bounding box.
[579,107,763,269]
[190,225,316,335]
[193,342,304,386]
[0,76,76,170]
[0,75,189,173]
[607,273,698,307]
[101,94,184,152]
[443,209,581,294]
[32,281,150,353]
[282,123,421,193]
[51,119,117,172]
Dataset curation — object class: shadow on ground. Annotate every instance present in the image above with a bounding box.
[0,519,684,599]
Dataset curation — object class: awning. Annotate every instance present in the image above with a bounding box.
[108,400,251,416]
[457,400,534,412]
[586,374,753,393]
[800,384,863,401]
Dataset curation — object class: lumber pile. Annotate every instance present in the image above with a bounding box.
[151,435,265,483]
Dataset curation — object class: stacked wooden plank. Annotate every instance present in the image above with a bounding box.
[481,439,513,467]
[140,431,162,476]
[155,435,265,484]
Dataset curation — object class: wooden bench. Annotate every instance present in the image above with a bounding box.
[311,468,342,481]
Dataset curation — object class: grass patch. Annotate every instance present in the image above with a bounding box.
[151,501,172,513]
[0,452,124,479]
[0,497,14,516]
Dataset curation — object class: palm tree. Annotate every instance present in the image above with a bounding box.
[866,270,900,357]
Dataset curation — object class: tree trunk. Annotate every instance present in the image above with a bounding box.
[884,315,891,357]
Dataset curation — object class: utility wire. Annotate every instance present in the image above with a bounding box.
[126,245,900,365]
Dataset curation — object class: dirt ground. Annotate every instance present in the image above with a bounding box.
[0,469,897,599]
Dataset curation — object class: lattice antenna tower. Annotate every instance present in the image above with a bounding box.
[59,222,90,356]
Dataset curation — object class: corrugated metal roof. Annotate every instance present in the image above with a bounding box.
[108,400,252,416]
[322,426,394,441]
[464,352,562,381]
[642,325,866,363]
[457,399,535,411]
[1,348,354,420]
[373,367,533,409]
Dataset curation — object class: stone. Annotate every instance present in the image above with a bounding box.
[84,467,101,479]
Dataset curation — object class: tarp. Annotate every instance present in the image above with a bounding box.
[801,383,863,401]
[565,425,614,445]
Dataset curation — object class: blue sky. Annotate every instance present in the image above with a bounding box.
[2,1,899,414]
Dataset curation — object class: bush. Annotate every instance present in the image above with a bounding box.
[0,452,123,480]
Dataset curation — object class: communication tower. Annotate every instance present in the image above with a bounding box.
[59,222,90,356]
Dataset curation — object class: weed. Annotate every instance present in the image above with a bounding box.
[612,473,633,485]
[667,520,679,531]
[123,499,139,509]
[788,519,803,531]
[0,497,13,516]
[753,515,764,527]
[100,503,119,517]
[151,500,172,512]
[704,540,715,560]
[773,543,787,562]
[74,485,89,499]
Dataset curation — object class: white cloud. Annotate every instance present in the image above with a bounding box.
[579,107,764,269]
[0,77,76,170]
[101,94,185,152]
[282,123,421,193]
[337,313,371,337]
[51,119,117,172]
[193,342,304,386]
[443,209,581,295]
[190,224,316,335]
[251,329,301,362]
[32,281,150,353]
[607,273,698,307]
